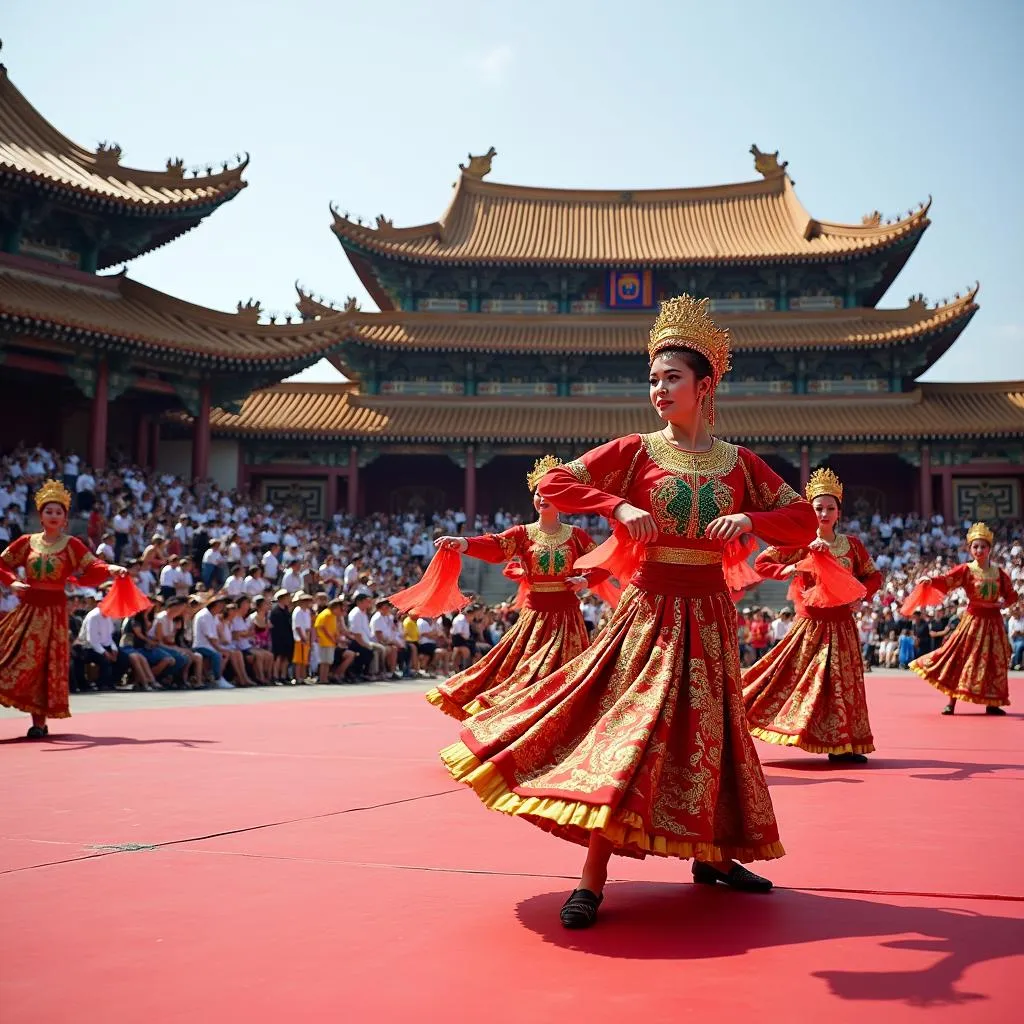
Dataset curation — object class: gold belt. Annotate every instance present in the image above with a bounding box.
[644,546,722,565]
[530,581,570,592]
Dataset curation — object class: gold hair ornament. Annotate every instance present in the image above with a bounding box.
[805,467,844,503]
[34,478,73,513]
[527,455,562,492]
[966,522,994,546]
[648,294,731,426]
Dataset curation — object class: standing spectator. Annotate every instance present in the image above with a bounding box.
[269,589,294,684]
[898,629,916,669]
[291,591,314,684]
[112,504,133,562]
[201,539,226,589]
[314,597,340,683]
[769,608,793,649]
[75,465,96,513]
[749,611,771,663]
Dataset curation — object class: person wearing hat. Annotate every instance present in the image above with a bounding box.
[269,588,293,684]
[190,593,233,689]
[291,591,314,684]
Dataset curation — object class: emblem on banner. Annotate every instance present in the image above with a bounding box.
[606,270,654,308]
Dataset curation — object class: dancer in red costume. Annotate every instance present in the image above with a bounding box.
[425,456,608,720]
[909,522,1017,715]
[0,479,128,738]
[742,468,882,764]
[440,295,816,928]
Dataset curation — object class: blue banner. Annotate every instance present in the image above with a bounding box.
[606,270,654,308]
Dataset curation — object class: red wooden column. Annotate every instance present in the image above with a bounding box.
[149,419,162,470]
[464,445,477,524]
[88,356,109,470]
[799,445,810,491]
[347,446,359,516]
[191,382,211,482]
[940,467,954,524]
[135,414,151,468]
[919,445,932,518]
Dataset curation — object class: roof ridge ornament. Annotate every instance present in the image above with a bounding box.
[236,298,263,324]
[166,157,185,178]
[94,141,123,168]
[750,144,787,180]
[862,210,882,226]
[459,147,497,180]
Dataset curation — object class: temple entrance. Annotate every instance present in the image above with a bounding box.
[478,456,536,518]
[361,455,463,517]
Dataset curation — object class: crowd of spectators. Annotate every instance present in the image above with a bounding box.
[0,445,609,692]
[2,446,1022,692]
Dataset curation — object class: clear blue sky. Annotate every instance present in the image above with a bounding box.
[7,0,1023,382]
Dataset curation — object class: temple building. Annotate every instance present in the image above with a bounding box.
[1,51,1020,528]
[214,147,1022,524]
[0,55,343,480]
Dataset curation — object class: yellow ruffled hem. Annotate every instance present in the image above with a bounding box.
[462,697,487,717]
[424,688,469,721]
[910,663,1010,707]
[749,726,875,756]
[439,740,785,864]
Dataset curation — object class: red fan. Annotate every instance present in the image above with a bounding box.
[98,576,152,618]
[900,580,947,617]
[387,547,469,617]
[793,550,867,609]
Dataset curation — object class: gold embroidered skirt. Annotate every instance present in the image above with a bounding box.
[441,564,784,863]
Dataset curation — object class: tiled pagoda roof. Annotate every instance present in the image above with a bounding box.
[0,254,341,369]
[205,382,1024,444]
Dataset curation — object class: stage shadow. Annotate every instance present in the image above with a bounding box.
[764,774,864,787]
[515,884,1021,1006]
[762,757,1023,782]
[0,734,216,750]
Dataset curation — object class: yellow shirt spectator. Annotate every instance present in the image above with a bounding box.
[315,607,338,647]
[403,615,420,644]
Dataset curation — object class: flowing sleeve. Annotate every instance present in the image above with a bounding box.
[464,526,523,564]
[851,537,883,599]
[68,536,113,587]
[737,448,817,548]
[537,435,645,520]
[930,563,969,595]
[999,569,1019,606]
[572,527,610,586]
[754,544,805,581]
[0,535,29,587]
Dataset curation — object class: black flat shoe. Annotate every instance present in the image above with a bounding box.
[828,752,868,764]
[560,888,603,929]
[692,861,773,892]
[941,704,955,715]
[985,706,1007,716]
[25,725,49,739]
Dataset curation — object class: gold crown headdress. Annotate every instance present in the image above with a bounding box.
[805,467,843,503]
[527,455,562,492]
[34,478,72,513]
[966,522,994,546]
[648,295,731,426]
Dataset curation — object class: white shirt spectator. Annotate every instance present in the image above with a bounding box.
[226,575,246,597]
[79,608,116,653]
[292,606,312,642]
[96,540,115,562]
[370,610,398,644]
[770,617,792,643]
[347,606,374,646]
[244,574,268,597]
[160,564,183,591]
[281,566,302,594]
[192,608,221,650]
[262,550,280,580]
[76,472,96,494]
[451,612,471,641]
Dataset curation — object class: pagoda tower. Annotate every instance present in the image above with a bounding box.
[217,146,1021,525]
[0,51,344,491]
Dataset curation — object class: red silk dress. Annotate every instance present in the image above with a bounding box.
[910,561,1016,707]
[742,535,882,755]
[0,533,113,718]
[425,523,605,720]
[440,433,816,863]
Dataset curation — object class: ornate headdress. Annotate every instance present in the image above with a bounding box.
[648,294,731,426]
[526,455,562,492]
[34,478,72,513]
[805,467,843,503]
[966,522,994,546]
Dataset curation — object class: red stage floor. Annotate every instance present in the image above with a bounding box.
[1,673,1021,1023]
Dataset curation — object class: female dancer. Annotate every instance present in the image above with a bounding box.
[425,456,606,720]
[0,479,127,737]
[440,295,816,927]
[742,468,881,763]
[910,522,1016,714]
